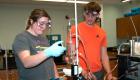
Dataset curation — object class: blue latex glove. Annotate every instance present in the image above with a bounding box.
[44,41,66,57]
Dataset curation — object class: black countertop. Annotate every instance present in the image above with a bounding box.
[118,54,140,62]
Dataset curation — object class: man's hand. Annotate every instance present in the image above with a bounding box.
[81,70,97,80]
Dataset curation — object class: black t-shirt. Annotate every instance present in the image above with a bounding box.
[12,31,55,80]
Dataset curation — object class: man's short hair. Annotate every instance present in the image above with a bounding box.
[84,2,101,14]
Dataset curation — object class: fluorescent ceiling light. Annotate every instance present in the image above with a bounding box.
[36,0,66,2]
[121,0,131,3]
[67,1,89,4]
[34,0,89,4]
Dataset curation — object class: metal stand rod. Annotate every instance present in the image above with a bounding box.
[5,49,9,80]
[74,0,79,77]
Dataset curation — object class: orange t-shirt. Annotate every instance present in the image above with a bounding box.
[68,21,107,72]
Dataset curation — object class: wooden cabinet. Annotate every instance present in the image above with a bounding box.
[0,69,19,80]
[107,50,118,77]
[116,14,140,39]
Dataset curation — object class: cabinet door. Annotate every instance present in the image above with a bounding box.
[0,69,19,80]
[116,15,140,39]
[132,15,140,36]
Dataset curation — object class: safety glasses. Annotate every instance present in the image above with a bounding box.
[37,20,51,28]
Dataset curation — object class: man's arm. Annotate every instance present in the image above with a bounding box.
[101,47,114,80]
[101,47,111,74]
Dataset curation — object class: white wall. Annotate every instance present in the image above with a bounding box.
[102,2,140,47]
[102,4,122,47]
[120,2,140,14]
[0,3,83,49]
[0,2,140,49]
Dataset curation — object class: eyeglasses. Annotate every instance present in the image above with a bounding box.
[37,20,51,28]
[85,11,99,18]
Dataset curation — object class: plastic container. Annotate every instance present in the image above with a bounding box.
[131,36,140,57]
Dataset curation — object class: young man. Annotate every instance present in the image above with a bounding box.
[67,2,116,80]
[12,9,66,80]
